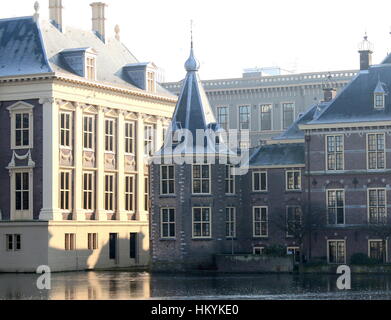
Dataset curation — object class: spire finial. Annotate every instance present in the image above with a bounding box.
[190,19,193,49]
[184,20,200,72]
[115,24,120,41]
[33,1,40,21]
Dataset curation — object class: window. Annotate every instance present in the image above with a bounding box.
[144,124,154,157]
[217,107,229,130]
[15,172,29,212]
[225,165,235,194]
[374,93,385,110]
[239,106,250,130]
[287,247,301,263]
[65,233,76,251]
[369,240,386,262]
[282,103,294,129]
[253,207,268,237]
[86,56,96,81]
[130,233,137,259]
[144,176,149,211]
[226,207,236,238]
[60,171,72,211]
[83,116,95,150]
[192,207,212,239]
[328,240,346,264]
[252,171,267,192]
[192,165,211,194]
[105,119,115,152]
[125,122,135,154]
[125,175,135,212]
[161,208,176,239]
[88,233,98,250]
[8,102,34,149]
[327,190,345,225]
[253,246,264,255]
[60,112,72,148]
[368,134,385,170]
[160,165,175,195]
[147,71,155,92]
[368,189,387,224]
[104,174,115,211]
[6,234,21,251]
[286,170,301,191]
[15,113,30,148]
[286,206,302,237]
[83,172,94,211]
[260,104,272,131]
[326,135,344,171]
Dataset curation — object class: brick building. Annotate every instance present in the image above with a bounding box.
[151,35,391,271]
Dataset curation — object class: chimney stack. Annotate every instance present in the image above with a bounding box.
[323,88,337,102]
[358,33,373,71]
[49,0,63,31]
[90,2,107,42]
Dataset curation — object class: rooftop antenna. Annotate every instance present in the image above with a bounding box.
[190,19,194,49]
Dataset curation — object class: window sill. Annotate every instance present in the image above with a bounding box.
[159,238,177,241]
[159,194,177,198]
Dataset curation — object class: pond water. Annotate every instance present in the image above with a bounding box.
[0,271,390,300]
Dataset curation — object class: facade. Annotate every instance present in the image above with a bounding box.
[151,36,391,271]
[163,66,357,148]
[0,1,176,272]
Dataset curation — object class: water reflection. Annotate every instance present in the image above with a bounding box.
[0,271,390,300]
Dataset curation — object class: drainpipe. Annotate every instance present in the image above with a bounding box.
[306,134,312,262]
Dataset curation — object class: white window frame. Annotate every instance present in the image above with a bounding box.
[105,118,116,153]
[161,208,176,239]
[374,93,385,110]
[83,172,95,211]
[327,189,345,225]
[104,174,115,212]
[144,124,155,157]
[85,55,97,81]
[125,175,135,212]
[225,207,236,238]
[10,169,33,221]
[83,115,95,151]
[253,206,268,238]
[192,164,211,195]
[367,188,387,224]
[368,239,388,262]
[326,135,344,171]
[6,234,21,252]
[65,233,76,251]
[160,165,175,195]
[253,246,265,255]
[216,106,229,131]
[286,170,302,191]
[124,121,135,155]
[59,170,72,212]
[192,207,212,239]
[281,102,295,130]
[252,171,268,192]
[144,176,149,212]
[7,101,34,150]
[259,103,273,132]
[88,233,98,251]
[367,133,386,170]
[238,105,251,131]
[147,70,156,93]
[59,111,73,149]
[225,165,235,195]
[327,240,346,264]
[286,206,302,238]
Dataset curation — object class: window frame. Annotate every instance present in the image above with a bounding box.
[7,101,34,150]
[86,55,97,81]
[260,103,273,132]
[327,240,346,264]
[252,171,268,192]
[6,234,21,252]
[281,102,295,130]
[65,233,76,251]
[59,111,73,149]
[367,133,386,170]
[83,171,95,211]
[253,246,265,255]
[88,233,98,251]
[225,165,235,195]
[192,207,212,239]
[326,189,345,225]
[286,169,302,191]
[11,169,33,220]
[104,118,116,153]
[160,165,175,195]
[368,239,388,262]
[83,115,95,151]
[367,188,387,224]
[125,175,135,212]
[217,106,229,131]
[225,207,236,238]
[238,105,251,130]
[144,124,155,157]
[326,135,344,171]
[59,170,72,212]
[286,206,302,238]
[104,174,115,212]
[192,164,211,195]
[374,93,385,110]
[253,206,268,238]
[124,121,135,155]
[161,208,176,239]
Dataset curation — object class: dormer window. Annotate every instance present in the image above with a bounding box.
[147,71,156,92]
[86,56,96,81]
[374,93,385,110]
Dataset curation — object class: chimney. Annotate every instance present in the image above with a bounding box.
[323,87,337,102]
[358,34,373,71]
[49,0,63,31]
[90,2,107,42]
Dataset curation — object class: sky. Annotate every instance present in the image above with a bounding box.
[2,0,391,82]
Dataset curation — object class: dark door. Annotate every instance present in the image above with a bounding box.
[109,233,118,261]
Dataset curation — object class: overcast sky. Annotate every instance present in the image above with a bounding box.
[3,0,391,81]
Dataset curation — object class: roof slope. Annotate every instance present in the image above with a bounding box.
[0,17,51,76]
[308,64,391,125]
[249,143,305,167]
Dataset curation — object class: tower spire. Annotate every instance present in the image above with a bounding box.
[191,19,193,49]
[184,20,200,72]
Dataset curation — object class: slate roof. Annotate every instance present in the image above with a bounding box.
[0,16,173,97]
[249,143,305,167]
[306,62,391,125]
